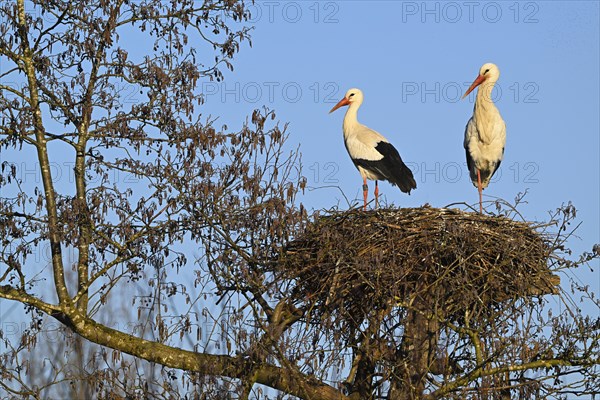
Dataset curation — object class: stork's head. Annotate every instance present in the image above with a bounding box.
[462,63,500,99]
[329,88,363,113]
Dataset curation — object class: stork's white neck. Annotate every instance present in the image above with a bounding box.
[342,101,361,135]
[474,80,500,120]
[473,79,503,143]
[475,78,499,108]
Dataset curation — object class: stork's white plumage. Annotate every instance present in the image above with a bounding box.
[462,63,506,213]
[329,88,416,210]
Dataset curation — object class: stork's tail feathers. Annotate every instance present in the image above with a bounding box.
[392,163,417,194]
[470,169,491,189]
[470,159,502,190]
[478,169,493,189]
[366,141,417,194]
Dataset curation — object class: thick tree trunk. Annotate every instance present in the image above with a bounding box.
[390,294,439,400]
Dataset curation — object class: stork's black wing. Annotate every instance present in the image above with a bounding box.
[353,141,417,194]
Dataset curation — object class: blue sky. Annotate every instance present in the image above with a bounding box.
[199,0,599,306]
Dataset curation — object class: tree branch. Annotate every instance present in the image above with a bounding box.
[60,307,344,400]
[425,357,599,400]
[16,0,70,305]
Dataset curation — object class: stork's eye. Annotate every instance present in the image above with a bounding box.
[349,93,355,97]
[484,69,490,74]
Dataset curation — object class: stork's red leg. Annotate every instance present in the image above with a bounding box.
[362,178,368,211]
[374,180,379,209]
[477,169,483,213]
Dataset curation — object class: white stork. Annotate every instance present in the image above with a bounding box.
[462,63,506,213]
[329,88,417,211]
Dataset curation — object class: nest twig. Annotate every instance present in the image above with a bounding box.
[275,206,560,332]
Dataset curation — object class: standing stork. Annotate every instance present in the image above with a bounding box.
[462,63,506,213]
[329,88,416,211]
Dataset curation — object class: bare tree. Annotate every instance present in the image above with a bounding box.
[1,1,598,399]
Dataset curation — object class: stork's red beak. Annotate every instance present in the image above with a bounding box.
[463,74,487,99]
[329,97,351,113]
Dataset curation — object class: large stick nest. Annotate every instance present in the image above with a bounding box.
[276,207,560,330]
